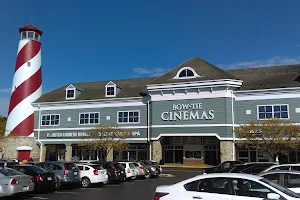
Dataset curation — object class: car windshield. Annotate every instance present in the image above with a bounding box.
[65,163,77,170]
[113,163,124,170]
[26,166,48,173]
[91,165,104,170]
[0,168,25,176]
[261,178,300,198]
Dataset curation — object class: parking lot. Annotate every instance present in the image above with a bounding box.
[7,168,200,200]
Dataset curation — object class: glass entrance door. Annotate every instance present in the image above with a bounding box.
[175,150,183,164]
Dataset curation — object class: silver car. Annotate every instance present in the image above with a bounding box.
[132,162,150,178]
[0,167,34,197]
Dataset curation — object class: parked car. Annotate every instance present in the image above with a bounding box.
[132,161,150,178]
[260,170,300,194]
[118,162,137,180]
[139,160,161,178]
[31,161,80,189]
[202,160,244,174]
[0,167,34,197]
[228,162,276,175]
[153,173,300,200]
[261,163,300,173]
[9,164,56,192]
[0,159,19,167]
[111,162,127,181]
[76,163,108,188]
[149,160,163,173]
[91,161,125,183]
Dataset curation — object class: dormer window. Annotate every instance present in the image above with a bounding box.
[65,84,82,100]
[105,81,118,97]
[66,89,75,99]
[106,86,115,96]
[173,67,200,79]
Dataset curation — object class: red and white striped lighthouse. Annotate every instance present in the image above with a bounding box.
[5,25,43,137]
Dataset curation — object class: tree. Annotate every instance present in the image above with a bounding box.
[78,124,134,160]
[235,118,300,161]
[0,116,7,159]
[0,116,6,139]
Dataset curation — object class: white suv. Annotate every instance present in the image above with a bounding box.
[119,162,137,180]
[261,163,300,173]
[76,163,108,188]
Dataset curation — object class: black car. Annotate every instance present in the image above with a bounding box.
[91,161,126,183]
[202,161,244,174]
[228,162,277,175]
[10,164,57,192]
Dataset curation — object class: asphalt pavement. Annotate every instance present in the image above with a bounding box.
[4,168,201,200]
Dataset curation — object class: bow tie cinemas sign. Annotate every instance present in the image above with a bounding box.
[161,103,215,121]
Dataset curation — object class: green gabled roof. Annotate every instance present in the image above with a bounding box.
[228,64,300,90]
[34,57,300,103]
[149,56,239,84]
[34,77,157,103]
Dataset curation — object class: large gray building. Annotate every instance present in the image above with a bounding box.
[30,57,300,165]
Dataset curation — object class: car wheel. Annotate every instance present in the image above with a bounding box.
[55,178,61,190]
[81,177,91,188]
[131,175,136,180]
[100,181,108,186]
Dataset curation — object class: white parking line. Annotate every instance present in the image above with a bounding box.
[33,197,48,200]
[80,188,103,191]
[55,191,80,194]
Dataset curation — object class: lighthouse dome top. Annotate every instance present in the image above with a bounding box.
[19,25,43,36]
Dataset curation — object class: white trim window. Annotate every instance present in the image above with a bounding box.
[105,81,117,97]
[79,112,100,125]
[173,67,200,79]
[41,114,60,126]
[66,89,75,99]
[118,111,140,123]
[106,86,115,96]
[257,104,289,120]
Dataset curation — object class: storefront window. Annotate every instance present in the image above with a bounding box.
[185,151,193,158]
[82,150,89,160]
[184,151,202,159]
[164,150,173,163]
[90,150,97,160]
[239,151,249,157]
[72,150,81,161]
[194,151,202,159]
[137,150,148,160]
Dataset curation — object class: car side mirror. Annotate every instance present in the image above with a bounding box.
[267,193,281,200]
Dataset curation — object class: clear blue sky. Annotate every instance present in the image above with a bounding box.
[0,0,300,116]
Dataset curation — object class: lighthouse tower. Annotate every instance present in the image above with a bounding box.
[5,25,43,137]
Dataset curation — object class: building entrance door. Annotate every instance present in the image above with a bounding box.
[175,150,183,164]
[205,151,216,165]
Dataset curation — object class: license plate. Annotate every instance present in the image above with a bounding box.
[74,172,78,175]
[101,171,104,174]
[121,171,124,174]
[47,177,52,181]
[23,186,29,191]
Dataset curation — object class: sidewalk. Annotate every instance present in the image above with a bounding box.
[161,163,213,169]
